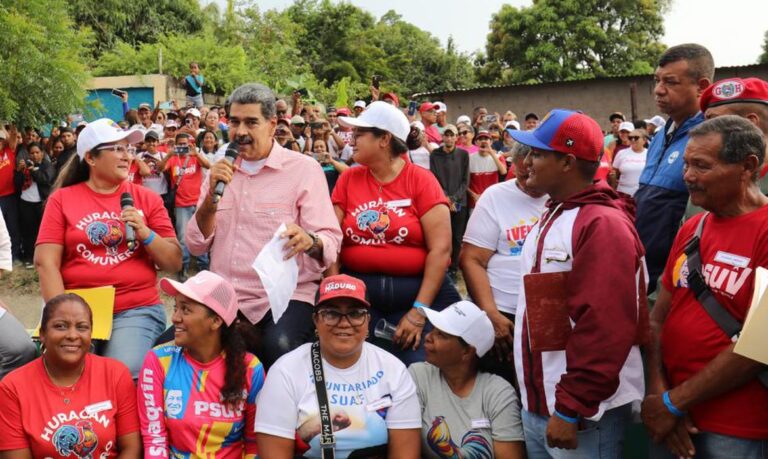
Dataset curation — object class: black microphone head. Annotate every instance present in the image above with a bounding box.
[120,192,134,208]
[224,141,239,161]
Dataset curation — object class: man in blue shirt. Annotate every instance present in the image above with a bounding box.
[184,62,205,108]
[634,44,714,292]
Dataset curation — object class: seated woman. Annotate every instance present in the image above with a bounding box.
[331,102,460,366]
[137,271,265,458]
[0,293,141,458]
[256,274,421,459]
[410,301,525,459]
[35,119,181,379]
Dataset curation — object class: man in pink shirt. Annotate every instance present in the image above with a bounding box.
[186,83,342,368]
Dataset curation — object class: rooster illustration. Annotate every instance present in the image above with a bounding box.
[52,420,98,458]
[356,208,390,240]
[427,416,492,459]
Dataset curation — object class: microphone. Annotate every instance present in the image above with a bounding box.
[121,192,136,251]
[213,141,239,204]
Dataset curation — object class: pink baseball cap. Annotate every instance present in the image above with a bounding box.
[316,274,370,308]
[160,270,239,325]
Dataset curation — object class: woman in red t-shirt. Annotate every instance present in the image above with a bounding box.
[35,119,182,378]
[330,102,461,365]
[0,293,141,458]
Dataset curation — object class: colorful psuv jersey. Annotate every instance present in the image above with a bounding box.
[137,345,265,458]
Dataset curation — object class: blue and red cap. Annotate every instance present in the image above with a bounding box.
[507,109,604,162]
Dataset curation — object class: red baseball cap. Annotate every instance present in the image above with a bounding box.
[316,274,370,308]
[382,92,400,107]
[419,102,439,113]
[700,78,768,112]
[507,109,604,162]
[336,107,351,116]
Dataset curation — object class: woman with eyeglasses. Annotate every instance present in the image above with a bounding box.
[455,123,479,154]
[256,274,421,459]
[610,129,648,197]
[35,119,182,378]
[328,102,461,366]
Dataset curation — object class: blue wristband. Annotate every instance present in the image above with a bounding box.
[142,230,156,246]
[554,410,578,424]
[662,391,685,417]
[413,301,428,309]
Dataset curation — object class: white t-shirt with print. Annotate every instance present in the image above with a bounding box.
[255,342,421,459]
[613,148,648,196]
[462,179,548,314]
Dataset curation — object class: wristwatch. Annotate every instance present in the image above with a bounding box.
[307,231,320,255]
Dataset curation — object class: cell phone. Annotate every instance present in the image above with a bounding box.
[175,145,189,155]
[372,75,381,90]
[408,100,418,117]
[310,122,324,129]
[485,114,497,123]
[111,88,127,98]
[185,119,193,127]
[296,88,309,97]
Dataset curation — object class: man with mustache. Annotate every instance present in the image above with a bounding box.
[633,44,714,293]
[185,83,343,369]
[642,116,768,458]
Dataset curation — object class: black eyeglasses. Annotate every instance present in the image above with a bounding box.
[628,136,641,141]
[316,308,369,326]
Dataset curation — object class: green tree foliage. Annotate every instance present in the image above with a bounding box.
[479,0,668,84]
[760,30,768,64]
[0,0,90,127]
[68,0,205,59]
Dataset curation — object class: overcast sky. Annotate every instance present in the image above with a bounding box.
[212,0,766,67]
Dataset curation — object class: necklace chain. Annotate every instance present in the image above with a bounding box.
[43,357,85,405]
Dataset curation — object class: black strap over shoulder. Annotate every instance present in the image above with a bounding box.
[311,341,336,459]
[683,213,768,387]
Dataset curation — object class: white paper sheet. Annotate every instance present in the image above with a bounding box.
[252,223,299,323]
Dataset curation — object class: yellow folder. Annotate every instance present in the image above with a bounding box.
[734,267,768,364]
[32,286,116,340]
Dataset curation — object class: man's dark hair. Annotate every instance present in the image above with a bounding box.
[229,83,276,120]
[689,115,766,178]
[525,113,539,121]
[658,43,715,82]
[175,132,192,143]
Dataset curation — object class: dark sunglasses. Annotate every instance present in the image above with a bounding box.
[459,131,470,136]
[628,136,641,141]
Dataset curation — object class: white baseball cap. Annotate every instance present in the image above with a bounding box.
[434,102,447,113]
[353,100,367,109]
[644,115,666,128]
[338,101,410,142]
[456,115,471,125]
[419,301,494,357]
[186,108,202,119]
[505,120,521,131]
[619,121,635,132]
[76,118,144,160]
[410,120,425,131]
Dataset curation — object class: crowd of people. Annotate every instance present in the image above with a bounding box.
[0,42,767,458]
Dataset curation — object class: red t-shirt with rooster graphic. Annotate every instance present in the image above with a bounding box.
[332,162,448,276]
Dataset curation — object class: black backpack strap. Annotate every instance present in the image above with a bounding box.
[683,213,743,342]
[311,341,335,459]
[683,213,768,387]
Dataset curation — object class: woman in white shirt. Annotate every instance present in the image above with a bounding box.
[610,129,648,196]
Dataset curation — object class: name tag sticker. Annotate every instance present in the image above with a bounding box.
[471,418,491,429]
[84,400,113,415]
[543,249,569,263]
[714,251,750,268]
[366,396,393,412]
[386,199,412,209]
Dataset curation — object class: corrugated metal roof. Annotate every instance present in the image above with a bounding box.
[414,63,768,98]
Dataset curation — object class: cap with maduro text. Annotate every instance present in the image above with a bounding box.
[316,274,370,308]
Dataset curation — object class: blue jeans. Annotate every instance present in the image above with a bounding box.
[95,304,166,379]
[346,271,462,366]
[522,404,631,459]
[186,94,204,108]
[650,431,768,458]
[0,311,37,379]
[175,205,208,271]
